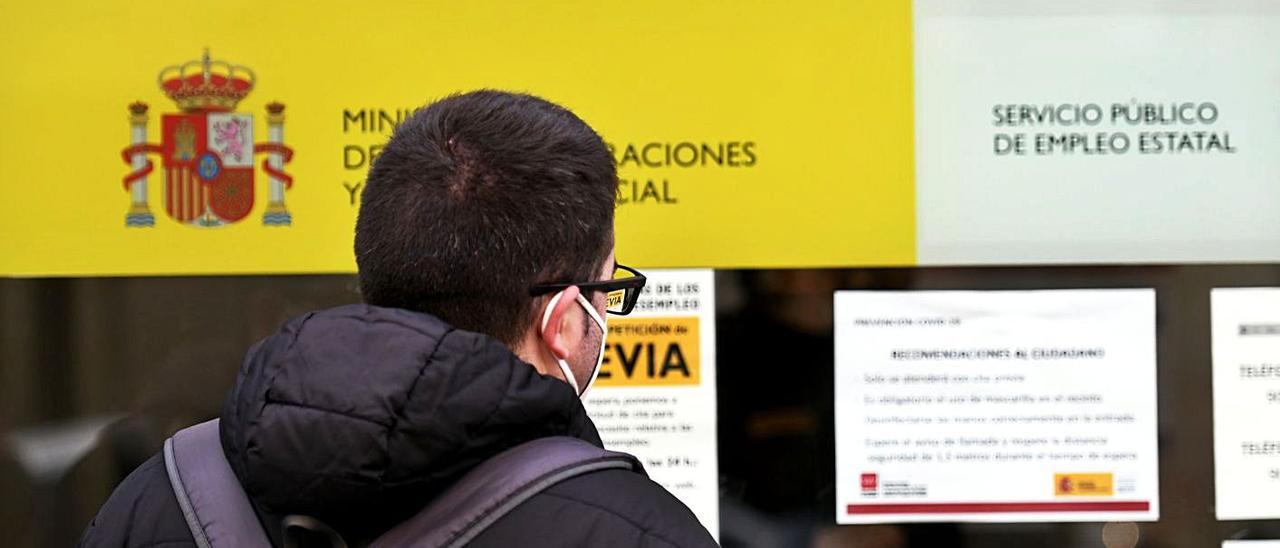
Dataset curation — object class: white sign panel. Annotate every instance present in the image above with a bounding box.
[1224,542,1280,548]
[583,269,719,537]
[835,289,1160,523]
[916,0,1280,265]
[1212,288,1280,520]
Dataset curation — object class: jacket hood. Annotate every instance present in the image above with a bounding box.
[219,304,599,536]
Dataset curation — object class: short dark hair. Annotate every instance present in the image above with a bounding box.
[355,90,617,345]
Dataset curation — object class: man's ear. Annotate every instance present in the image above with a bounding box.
[539,286,582,359]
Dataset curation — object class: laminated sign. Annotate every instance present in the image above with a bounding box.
[0,1,912,276]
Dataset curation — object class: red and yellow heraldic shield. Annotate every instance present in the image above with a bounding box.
[160,112,255,226]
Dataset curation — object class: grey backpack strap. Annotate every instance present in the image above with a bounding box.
[371,436,643,548]
[163,419,272,548]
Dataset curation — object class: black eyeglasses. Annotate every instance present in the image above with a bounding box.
[530,263,647,316]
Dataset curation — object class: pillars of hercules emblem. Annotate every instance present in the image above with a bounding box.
[262,102,292,226]
[126,103,155,227]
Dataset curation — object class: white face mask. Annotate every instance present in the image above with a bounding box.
[539,290,608,397]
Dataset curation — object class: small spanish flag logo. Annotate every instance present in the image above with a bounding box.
[1055,473,1114,496]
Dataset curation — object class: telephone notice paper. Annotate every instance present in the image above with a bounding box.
[583,269,719,538]
[834,289,1160,523]
[1212,288,1280,520]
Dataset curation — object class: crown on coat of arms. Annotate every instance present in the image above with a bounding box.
[157,48,255,112]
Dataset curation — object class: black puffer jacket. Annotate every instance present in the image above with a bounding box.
[80,305,718,547]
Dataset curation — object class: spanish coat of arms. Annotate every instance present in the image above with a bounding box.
[121,49,294,227]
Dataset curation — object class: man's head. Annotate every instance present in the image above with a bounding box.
[355,90,617,388]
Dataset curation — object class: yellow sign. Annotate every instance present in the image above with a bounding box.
[606,290,626,313]
[0,1,913,277]
[1054,473,1115,496]
[596,317,700,387]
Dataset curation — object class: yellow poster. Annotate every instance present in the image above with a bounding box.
[597,317,701,387]
[0,1,913,276]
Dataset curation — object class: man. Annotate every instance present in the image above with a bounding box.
[81,90,719,547]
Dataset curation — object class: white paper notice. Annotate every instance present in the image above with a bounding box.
[583,269,719,537]
[1212,288,1280,521]
[1225,542,1280,548]
[834,289,1160,523]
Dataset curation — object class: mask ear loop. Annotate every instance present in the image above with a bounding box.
[575,293,608,398]
[540,290,564,335]
[539,290,581,394]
